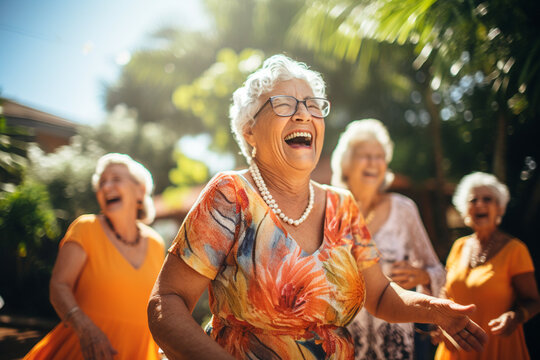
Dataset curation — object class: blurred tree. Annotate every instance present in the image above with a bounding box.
[172,48,265,163]
[0,181,60,316]
[27,139,103,231]
[104,0,310,168]
[27,104,180,229]
[162,150,210,207]
[0,106,33,191]
[88,105,179,193]
[290,0,540,247]
[105,28,217,135]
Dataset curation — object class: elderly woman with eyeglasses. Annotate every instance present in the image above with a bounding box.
[148,54,487,360]
[432,172,540,360]
[331,119,446,360]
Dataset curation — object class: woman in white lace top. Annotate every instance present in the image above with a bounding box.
[331,119,446,360]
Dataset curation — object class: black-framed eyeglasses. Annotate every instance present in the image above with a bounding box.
[253,95,331,119]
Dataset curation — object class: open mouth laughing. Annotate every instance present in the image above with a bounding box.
[362,169,379,178]
[284,131,312,148]
[474,213,489,220]
[105,196,121,206]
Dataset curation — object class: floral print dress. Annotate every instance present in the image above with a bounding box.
[169,171,380,359]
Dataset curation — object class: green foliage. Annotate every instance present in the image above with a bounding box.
[292,0,540,116]
[0,180,60,315]
[25,104,180,226]
[87,105,179,193]
[172,48,265,159]
[0,110,33,189]
[27,138,103,229]
[105,27,218,135]
[163,151,210,208]
[104,0,309,169]
[169,153,209,187]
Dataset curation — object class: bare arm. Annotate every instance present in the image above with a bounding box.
[50,242,117,359]
[488,272,540,336]
[363,262,487,352]
[147,254,234,360]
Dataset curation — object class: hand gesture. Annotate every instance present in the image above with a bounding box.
[429,327,459,352]
[75,317,118,359]
[390,261,429,290]
[488,310,521,336]
[429,298,487,352]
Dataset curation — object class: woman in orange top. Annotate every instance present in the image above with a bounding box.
[434,172,540,360]
[24,153,165,360]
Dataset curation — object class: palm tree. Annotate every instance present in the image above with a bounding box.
[290,0,540,247]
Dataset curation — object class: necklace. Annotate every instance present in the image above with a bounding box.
[104,216,140,246]
[249,162,314,226]
[469,233,499,268]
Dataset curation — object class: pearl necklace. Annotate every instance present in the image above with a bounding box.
[249,162,314,226]
[469,234,499,268]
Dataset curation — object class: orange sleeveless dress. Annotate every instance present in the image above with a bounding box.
[24,214,164,360]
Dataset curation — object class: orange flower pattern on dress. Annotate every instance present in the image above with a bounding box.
[170,171,379,359]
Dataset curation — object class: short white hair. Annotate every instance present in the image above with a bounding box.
[452,172,510,217]
[331,119,395,189]
[230,54,327,163]
[92,153,156,224]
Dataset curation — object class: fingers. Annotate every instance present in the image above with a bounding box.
[440,329,459,352]
[390,273,410,283]
[98,340,117,360]
[391,260,410,268]
[489,312,518,337]
[81,335,117,360]
[447,301,477,316]
[429,328,445,346]
[453,327,484,352]
[488,318,504,334]
[460,321,488,352]
[389,267,414,276]
[390,270,417,289]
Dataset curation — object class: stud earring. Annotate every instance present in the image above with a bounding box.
[251,147,257,159]
[464,216,472,227]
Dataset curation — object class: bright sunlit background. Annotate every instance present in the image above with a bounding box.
[0,0,210,124]
[1,2,539,356]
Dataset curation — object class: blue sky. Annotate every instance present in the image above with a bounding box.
[0,0,209,125]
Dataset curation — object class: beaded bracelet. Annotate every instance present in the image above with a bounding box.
[64,306,80,322]
[63,306,80,328]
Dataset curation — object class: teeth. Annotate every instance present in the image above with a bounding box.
[284,132,312,141]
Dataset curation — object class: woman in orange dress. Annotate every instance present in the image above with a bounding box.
[24,153,164,360]
[434,172,540,360]
[147,54,487,360]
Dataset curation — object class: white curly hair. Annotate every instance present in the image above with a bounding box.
[91,153,156,224]
[452,172,510,217]
[331,119,395,189]
[230,54,327,163]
